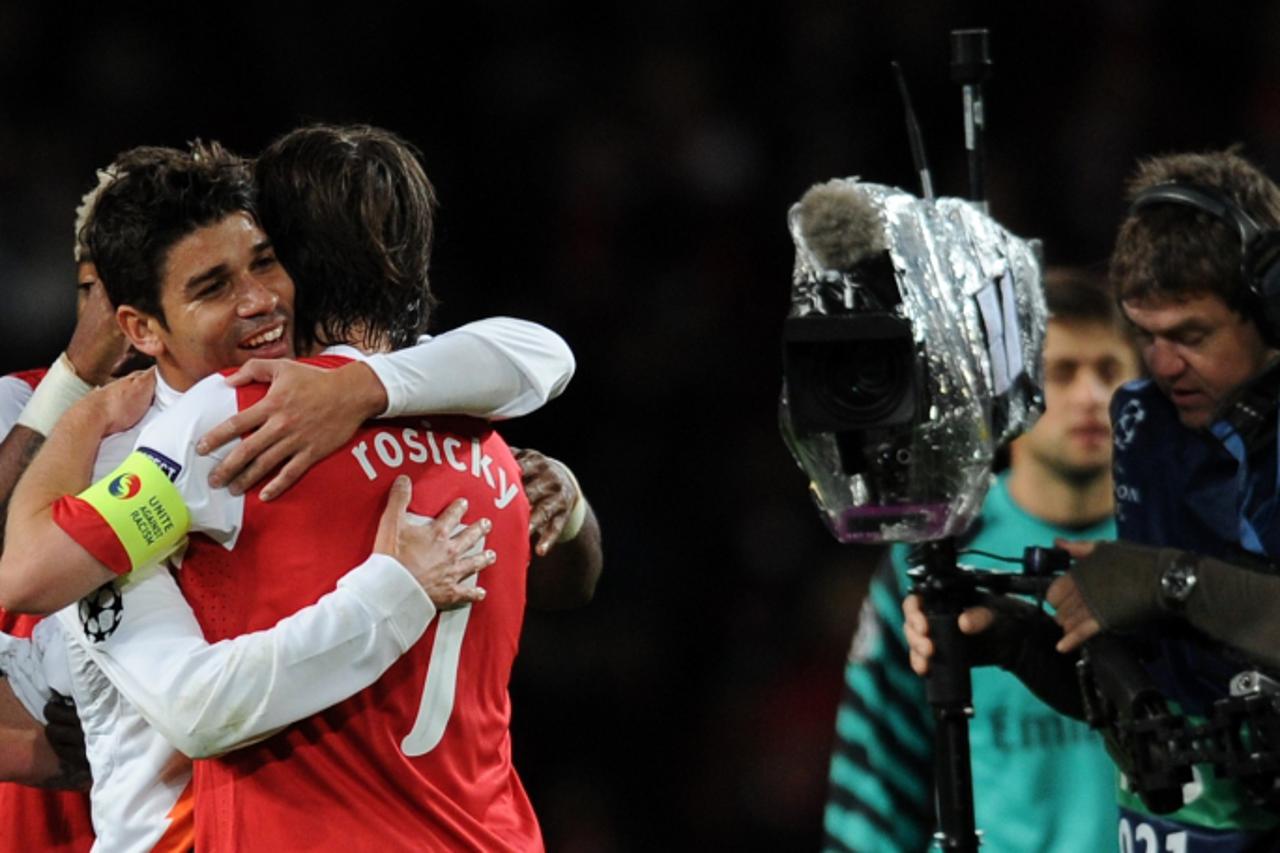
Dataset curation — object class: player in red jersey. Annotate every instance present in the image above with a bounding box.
[113,366,541,851]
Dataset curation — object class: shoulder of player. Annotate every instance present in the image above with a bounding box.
[178,371,241,415]
[299,344,364,371]
[220,351,360,404]
[0,369,44,404]
[142,372,241,448]
[366,412,499,444]
[299,352,358,370]
[5,368,47,391]
[0,370,44,439]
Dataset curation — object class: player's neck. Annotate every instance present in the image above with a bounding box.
[155,359,197,393]
[1006,453,1114,528]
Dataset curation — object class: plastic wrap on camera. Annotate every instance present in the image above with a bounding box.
[780,179,1045,543]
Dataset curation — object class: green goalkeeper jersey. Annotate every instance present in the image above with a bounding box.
[824,473,1118,852]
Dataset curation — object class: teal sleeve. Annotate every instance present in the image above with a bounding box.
[823,549,935,853]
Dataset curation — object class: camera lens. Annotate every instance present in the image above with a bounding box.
[782,312,917,433]
[819,341,908,424]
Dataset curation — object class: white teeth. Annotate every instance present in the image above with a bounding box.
[243,326,284,348]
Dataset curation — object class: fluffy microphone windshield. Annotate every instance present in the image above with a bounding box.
[795,179,886,272]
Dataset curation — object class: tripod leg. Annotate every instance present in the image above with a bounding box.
[926,609,979,851]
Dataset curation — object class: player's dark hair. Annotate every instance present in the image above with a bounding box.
[1043,266,1125,327]
[84,142,255,326]
[255,124,438,353]
[1110,148,1280,312]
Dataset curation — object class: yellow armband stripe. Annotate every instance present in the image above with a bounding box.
[78,451,191,572]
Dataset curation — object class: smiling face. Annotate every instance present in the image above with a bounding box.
[118,212,295,390]
[1122,292,1274,428]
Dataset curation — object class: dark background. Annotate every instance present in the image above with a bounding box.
[3,2,1279,850]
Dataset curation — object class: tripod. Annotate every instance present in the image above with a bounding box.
[913,537,981,851]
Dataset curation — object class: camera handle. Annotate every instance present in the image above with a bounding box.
[915,537,982,851]
[951,28,992,213]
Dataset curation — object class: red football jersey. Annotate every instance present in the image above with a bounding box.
[146,358,540,852]
[0,367,94,853]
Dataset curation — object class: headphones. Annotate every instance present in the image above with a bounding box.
[1129,183,1280,343]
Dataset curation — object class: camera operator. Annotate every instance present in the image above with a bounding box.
[825,271,1139,853]
[909,149,1280,851]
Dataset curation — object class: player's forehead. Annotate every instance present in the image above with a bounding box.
[1043,318,1134,364]
[158,212,265,302]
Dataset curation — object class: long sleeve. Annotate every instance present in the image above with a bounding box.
[64,554,435,759]
[0,632,49,722]
[824,552,935,853]
[365,317,575,419]
[0,374,36,438]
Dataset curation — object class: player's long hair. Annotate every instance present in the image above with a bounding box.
[255,124,438,354]
[84,142,256,325]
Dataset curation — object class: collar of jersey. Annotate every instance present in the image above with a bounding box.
[316,344,368,361]
[153,372,184,412]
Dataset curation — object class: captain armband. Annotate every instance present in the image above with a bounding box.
[76,451,192,573]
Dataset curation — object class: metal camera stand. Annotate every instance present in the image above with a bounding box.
[909,30,995,850]
[912,538,981,851]
[910,538,1069,850]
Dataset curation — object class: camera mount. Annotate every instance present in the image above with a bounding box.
[910,541,1067,851]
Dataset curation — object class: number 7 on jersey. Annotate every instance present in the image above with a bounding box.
[401,514,484,756]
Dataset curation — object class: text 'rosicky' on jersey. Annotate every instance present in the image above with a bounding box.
[350,422,520,509]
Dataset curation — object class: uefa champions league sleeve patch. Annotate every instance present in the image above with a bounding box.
[137,446,182,481]
[78,582,123,643]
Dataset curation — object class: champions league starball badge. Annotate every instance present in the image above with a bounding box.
[79,582,124,643]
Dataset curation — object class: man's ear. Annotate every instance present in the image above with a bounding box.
[116,306,166,358]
